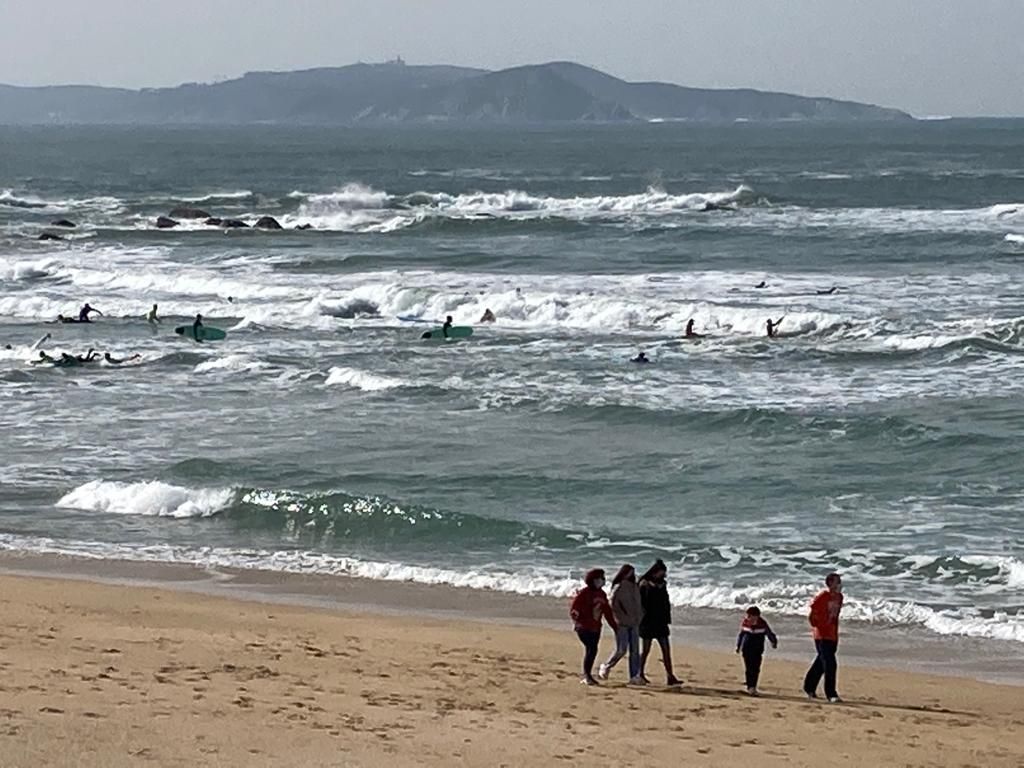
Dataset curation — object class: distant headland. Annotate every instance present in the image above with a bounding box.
[0,59,911,125]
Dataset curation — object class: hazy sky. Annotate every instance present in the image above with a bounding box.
[1,0,1021,116]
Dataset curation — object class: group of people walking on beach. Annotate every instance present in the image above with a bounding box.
[570,562,844,701]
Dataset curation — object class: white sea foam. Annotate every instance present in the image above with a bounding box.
[280,183,756,231]
[1006,233,1024,244]
[0,530,1021,642]
[193,354,273,375]
[56,480,234,518]
[324,366,407,391]
[176,190,255,203]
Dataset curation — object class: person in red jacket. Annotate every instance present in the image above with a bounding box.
[803,572,844,702]
[569,568,618,686]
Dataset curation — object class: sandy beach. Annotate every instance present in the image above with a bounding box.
[0,569,1021,767]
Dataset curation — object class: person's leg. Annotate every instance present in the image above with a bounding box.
[600,627,628,679]
[640,637,653,679]
[581,630,600,680]
[820,640,839,699]
[657,636,681,684]
[577,630,598,680]
[803,640,825,696]
[744,651,762,691]
[605,627,629,669]
[627,627,641,680]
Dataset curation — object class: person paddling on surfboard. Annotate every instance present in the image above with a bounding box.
[685,319,703,339]
[766,317,785,338]
[78,303,103,323]
[631,351,650,364]
[104,352,141,365]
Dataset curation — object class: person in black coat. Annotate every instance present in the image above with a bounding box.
[638,559,682,686]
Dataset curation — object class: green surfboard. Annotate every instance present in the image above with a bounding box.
[175,325,227,341]
[420,326,473,340]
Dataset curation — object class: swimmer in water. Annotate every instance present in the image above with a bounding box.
[766,317,785,338]
[755,281,767,289]
[479,308,496,323]
[685,319,703,338]
[631,351,650,364]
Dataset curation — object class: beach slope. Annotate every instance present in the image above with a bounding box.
[0,574,1021,767]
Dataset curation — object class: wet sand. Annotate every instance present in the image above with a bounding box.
[1,567,1023,767]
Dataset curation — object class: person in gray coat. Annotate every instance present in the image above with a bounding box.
[597,564,645,685]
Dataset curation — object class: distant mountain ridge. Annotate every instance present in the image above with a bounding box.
[0,60,911,124]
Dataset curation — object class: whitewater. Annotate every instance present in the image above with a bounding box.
[1,120,1023,654]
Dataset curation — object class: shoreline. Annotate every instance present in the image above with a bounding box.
[1,566,1024,766]
[2,551,1022,687]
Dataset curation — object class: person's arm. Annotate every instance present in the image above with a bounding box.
[736,630,745,653]
[569,591,585,623]
[766,623,778,649]
[808,592,825,628]
[600,595,618,632]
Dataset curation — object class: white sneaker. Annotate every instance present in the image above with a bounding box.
[581,676,599,686]
[597,663,609,681]
[828,696,843,704]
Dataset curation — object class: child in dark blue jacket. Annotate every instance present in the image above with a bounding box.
[736,606,778,695]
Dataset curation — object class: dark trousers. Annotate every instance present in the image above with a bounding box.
[803,639,838,699]
[742,650,763,689]
[576,629,601,678]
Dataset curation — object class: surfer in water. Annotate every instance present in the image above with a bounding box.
[479,308,496,323]
[631,351,650,364]
[755,281,767,289]
[74,348,100,363]
[104,352,141,365]
[817,286,839,295]
[685,319,703,339]
[766,317,785,338]
[147,304,160,324]
[30,350,57,365]
[442,315,453,339]
[78,303,103,323]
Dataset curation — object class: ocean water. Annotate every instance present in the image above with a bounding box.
[1,121,1023,647]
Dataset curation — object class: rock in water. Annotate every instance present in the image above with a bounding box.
[51,218,76,228]
[169,207,211,219]
[156,216,179,229]
[220,218,249,229]
[255,216,283,230]
[38,232,65,241]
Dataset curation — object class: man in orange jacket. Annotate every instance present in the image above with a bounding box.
[802,572,844,702]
